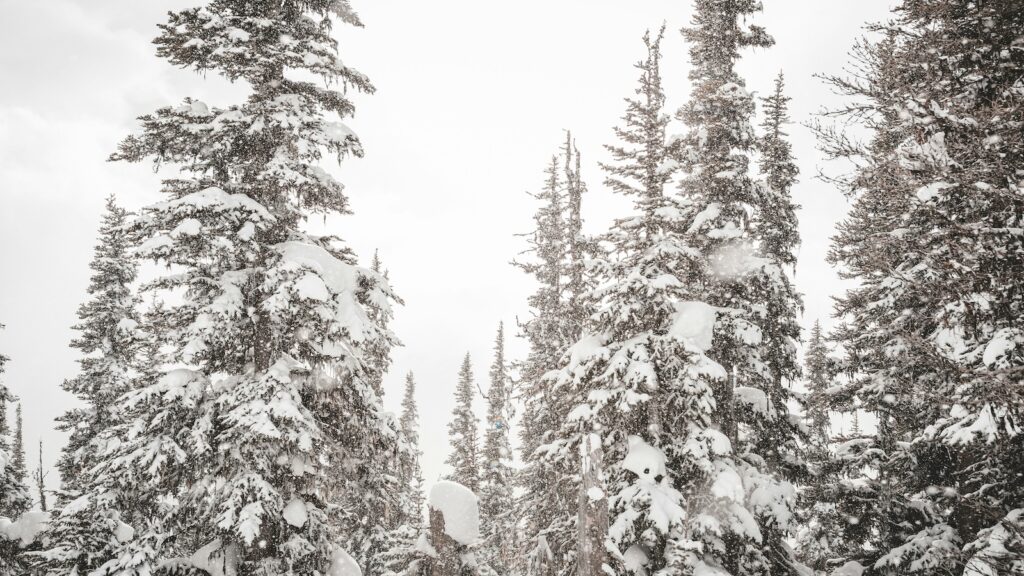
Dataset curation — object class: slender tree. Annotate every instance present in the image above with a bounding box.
[794,321,844,573]
[11,403,25,486]
[0,330,31,522]
[480,323,516,574]
[673,1,805,573]
[547,25,718,576]
[515,136,593,575]
[399,371,425,527]
[79,2,400,574]
[34,440,47,513]
[0,326,32,573]
[446,353,480,493]
[36,195,146,574]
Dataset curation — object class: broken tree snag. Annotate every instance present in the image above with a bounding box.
[428,506,463,576]
[578,433,608,576]
[425,480,480,576]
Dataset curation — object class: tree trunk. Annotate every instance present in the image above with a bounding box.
[578,433,607,576]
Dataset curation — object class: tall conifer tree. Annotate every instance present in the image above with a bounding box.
[480,323,515,574]
[398,371,425,527]
[0,329,32,521]
[12,403,25,486]
[39,195,144,575]
[819,1,1024,573]
[673,1,804,572]
[76,2,399,574]
[446,353,480,493]
[514,153,572,576]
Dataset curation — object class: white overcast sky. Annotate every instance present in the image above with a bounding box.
[0,0,895,496]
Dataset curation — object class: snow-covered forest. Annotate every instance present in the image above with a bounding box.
[1,0,1022,575]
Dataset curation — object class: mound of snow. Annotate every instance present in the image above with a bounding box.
[329,547,362,576]
[669,301,716,352]
[428,480,480,545]
[189,540,240,576]
[283,497,308,528]
[623,545,649,575]
[0,511,49,546]
[622,436,666,481]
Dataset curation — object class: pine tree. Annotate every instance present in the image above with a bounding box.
[35,195,146,574]
[366,250,397,398]
[446,353,480,493]
[85,2,399,574]
[480,323,515,574]
[755,71,803,401]
[11,403,25,486]
[672,1,804,573]
[515,138,592,576]
[0,329,31,522]
[548,25,716,576]
[0,326,32,573]
[398,371,425,528]
[818,1,1024,573]
[802,322,831,453]
[794,321,844,573]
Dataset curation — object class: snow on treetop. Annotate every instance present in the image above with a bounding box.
[668,301,716,352]
[428,480,480,545]
[622,435,666,481]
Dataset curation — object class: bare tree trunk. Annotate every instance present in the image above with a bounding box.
[35,439,47,512]
[577,433,607,576]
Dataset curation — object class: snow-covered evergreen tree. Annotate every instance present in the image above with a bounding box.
[480,323,515,574]
[446,353,480,493]
[547,25,715,576]
[365,250,396,398]
[398,371,425,528]
[794,321,846,573]
[0,331,31,524]
[671,0,803,572]
[515,137,592,575]
[36,195,144,574]
[82,2,399,574]
[755,71,803,400]
[11,403,25,487]
[818,1,1024,573]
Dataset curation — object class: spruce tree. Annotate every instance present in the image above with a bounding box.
[819,1,1024,573]
[794,321,844,573]
[480,323,515,574]
[36,195,146,575]
[548,25,717,576]
[398,371,425,528]
[0,326,32,573]
[755,71,803,401]
[11,403,25,486]
[515,138,592,575]
[0,329,31,522]
[446,353,480,493]
[673,1,804,573]
[85,2,399,574]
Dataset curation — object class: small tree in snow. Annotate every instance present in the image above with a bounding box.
[446,353,480,493]
[479,323,515,574]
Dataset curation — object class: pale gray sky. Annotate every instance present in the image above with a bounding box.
[0,0,894,498]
